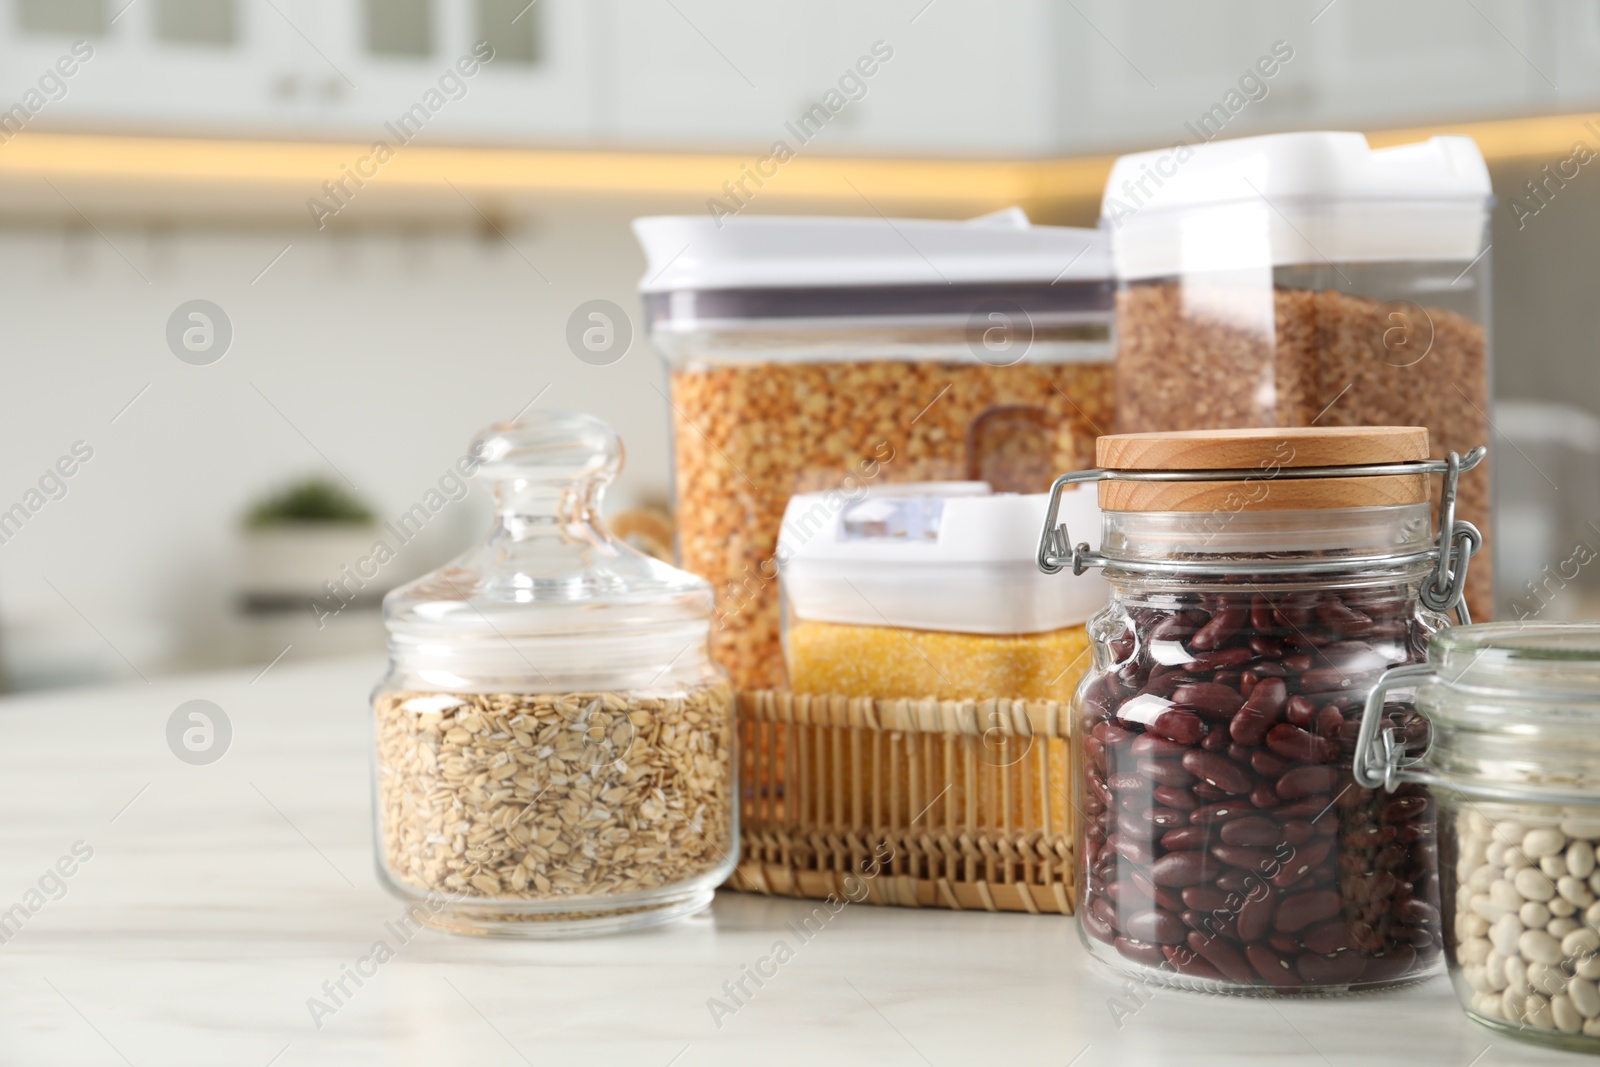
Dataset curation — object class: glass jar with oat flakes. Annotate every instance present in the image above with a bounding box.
[1103,133,1495,621]
[371,411,735,937]
[633,208,1114,692]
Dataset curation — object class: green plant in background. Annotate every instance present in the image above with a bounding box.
[246,479,374,529]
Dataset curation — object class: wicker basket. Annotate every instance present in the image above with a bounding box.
[729,689,1076,914]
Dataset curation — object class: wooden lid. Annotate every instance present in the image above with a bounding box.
[1096,426,1430,470]
[1095,427,1432,512]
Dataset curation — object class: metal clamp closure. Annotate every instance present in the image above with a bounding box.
[1036,447,1486,619]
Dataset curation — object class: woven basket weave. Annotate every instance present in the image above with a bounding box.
[729,689,1076,915]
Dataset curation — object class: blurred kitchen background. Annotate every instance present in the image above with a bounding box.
[1,0,1598,688]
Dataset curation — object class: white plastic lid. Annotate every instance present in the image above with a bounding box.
[1102,132,1492,278]
[633,208,1109,292]
[777,481,1106,635]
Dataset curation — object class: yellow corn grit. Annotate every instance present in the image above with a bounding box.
[786,620,1092,703]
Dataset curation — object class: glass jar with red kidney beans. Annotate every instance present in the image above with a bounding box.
[1037,426,1486,994]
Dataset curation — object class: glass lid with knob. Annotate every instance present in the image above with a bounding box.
[382,410,717,694]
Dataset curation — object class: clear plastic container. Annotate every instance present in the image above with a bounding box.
[1359,623,1600,1050]
[779,481,1106,703]
[633,208,1113,691]
[1041,426,1484,993]
[371,411,736,937]
[1103,132,1495,621]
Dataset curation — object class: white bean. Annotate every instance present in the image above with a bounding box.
[1528,992,1555,1029]
[1517,867,1559,902]
[1562,819,1600,840]
[1461,936,1493,964]
[1559,875,1596,907]
[1507,847,1533,871]
[1586,901,1600,928]
[1521,901,1552,928]
[1507,954,1530,995]
[1543,854,1570,879]
[1551,897,1579,918]
[1486,950,1510,991]
[1471,894,1509,921]
[1529,960,1569,996]
[1489,914,1524,956]
[1521,929,1566,964]
[1571,975,1600,1018]
[1554,993,1585,1033]
[1571,841,1598,879]
[1550,916,1582,939]
[1525,827,1568,858]
[1579,954,1600,980]
[1491,879,1524,911]
[1569,928,1600,957]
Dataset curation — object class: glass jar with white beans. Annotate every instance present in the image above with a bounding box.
[1357,623,1600,1050]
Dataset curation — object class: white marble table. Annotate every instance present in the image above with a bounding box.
[0,655,1585,1065]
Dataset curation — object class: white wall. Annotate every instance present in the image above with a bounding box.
[0,201,674,687]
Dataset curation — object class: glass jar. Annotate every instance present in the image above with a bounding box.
[1039,426,1485,992]
[1103,132,1495,621]
[633,209,1113,691]
[1359,623,1600,1049]
[371,411,736,937]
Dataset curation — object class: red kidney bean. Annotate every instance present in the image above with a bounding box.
[1276,764,1340,800]
[1302,920,1353,955]
[1111,835,1154,866]
[1129,870,1185,913]
[1149,807,1187,828]
[1248,635,1285,661]
[1357,945,1417,984]
[1380,796,1430,823]
[1151,851,1212,887]
[1125,908,1186,944]
[1148,709,1206,745]
[1181,751,1253,794]
[1182,909,1240,942]
[1281,820,1315,846]
[1199,730,1230,753]
[1182,886,1230,911]
[1230,677,1288,746]
[1153,785,1198,811]
[1190,607,1246,651]
[1190,801,1252,826]
[1300,666,1365,694]
[1215,870,1252,894]
[1239,671,1258,699]
[1236,887,1276,942]
[1213,844,1276,870]
[1316,596,1375,637]
[1114,936,1168,968]
[1172,683,1245,718]
[1293,951,1361,985]
[1185,647,1255,672]
[1274,890,1342,933]
[1149,615,1198,642]
[1220,816,1282,847]
[1246,943,1301,985]
[1083,735,1106,774]
[1092,720,1135,746]
[1160,826,1207,851]
[1191,782,1229,801]
[1162,943,1224,980]
[1265,724,1336,764]
[1282,652,1314,673]
[1249,783,1281,810]
[1131,733,1189,760]
[1110,631,1136,661]
[1186,931,1255,983]
[1082,905,1115,943]
[1284,695,1318,729]
[1135,759,1196,787]
[1249,594,1274,633]
[1249,750,1289,777]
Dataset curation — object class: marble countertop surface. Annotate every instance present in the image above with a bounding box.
[0,654,1586,1066]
